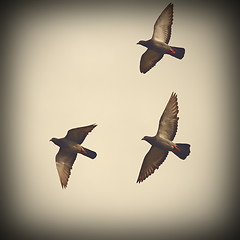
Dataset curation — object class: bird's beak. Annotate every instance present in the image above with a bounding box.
[141,137,144,140]
[49,138,52,141]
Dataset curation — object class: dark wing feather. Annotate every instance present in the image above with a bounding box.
[65,124,97,144]
[136,147,168,183]
[157,92,179,141]
[140,49,164,73]
[152,3,173,44]
[55,148,77,188]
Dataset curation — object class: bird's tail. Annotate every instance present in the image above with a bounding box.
[172,143,190,160]
[168,46,185,59]
[79,146,97,159]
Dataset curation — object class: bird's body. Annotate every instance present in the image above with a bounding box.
[50,124,97,188]
[142,136,176,151]
[51,137,93,156]
[51,137,81,152]
[136,93,190,183]
[138,40,171,53]
[137,3,185,73]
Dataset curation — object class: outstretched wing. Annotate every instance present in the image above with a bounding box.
[152,3,173,44]
[55,148,77,188]
[65,124,97,144]
[136,146,168,183]
[157,92,179,141]
[140,49,164,73]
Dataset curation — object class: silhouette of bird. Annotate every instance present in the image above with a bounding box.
[137,3,185,73]
[50,124,97,188]
[137,93,190,183]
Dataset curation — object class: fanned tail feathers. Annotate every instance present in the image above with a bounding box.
[168,46,185,59]
[173,144,190,159]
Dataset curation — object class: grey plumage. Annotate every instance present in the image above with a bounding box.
[137,3,185,73]
[136,93,190,183]
[50,124,97,188]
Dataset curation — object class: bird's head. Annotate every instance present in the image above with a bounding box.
[141,136,147,141]
[50,137,58,144]
[137,40,149,48]
[137,40,144,45]
[141,136,154,145]
[142,136,151,142]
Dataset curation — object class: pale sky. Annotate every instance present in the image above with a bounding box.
[5,1,235,239]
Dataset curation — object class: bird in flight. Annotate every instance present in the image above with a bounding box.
[137,3,185,73]
[50,124,97,188]
[136,93,190,183]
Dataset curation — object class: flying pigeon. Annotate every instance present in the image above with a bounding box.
[50,124,97,188]
[136,93,190,183]
[137,3,185,73]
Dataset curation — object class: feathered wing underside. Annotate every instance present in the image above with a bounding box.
[157,92,179,141]
[140,49,164,73]
[137,147,168,183]
[55,148,77,188]
[152,3,173,44]
[65,124,97,144]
